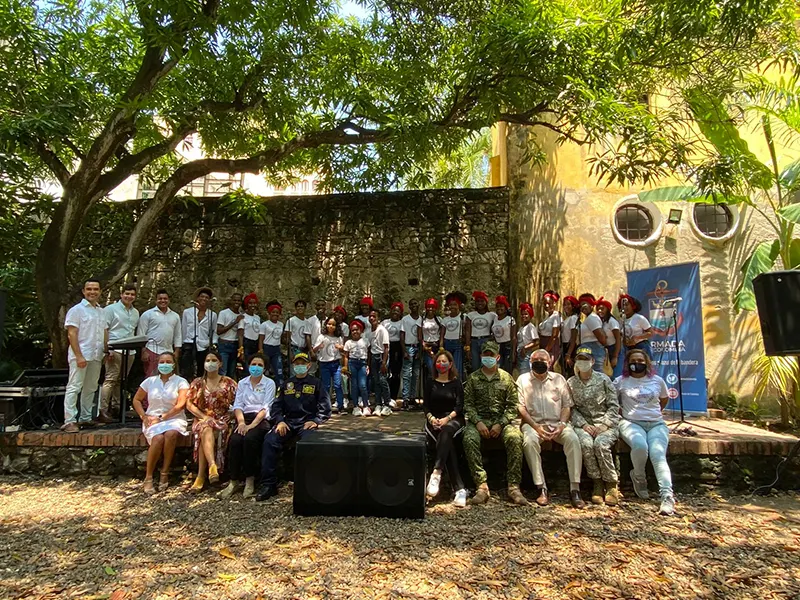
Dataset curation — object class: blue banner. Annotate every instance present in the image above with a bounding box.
[626,262,707,414]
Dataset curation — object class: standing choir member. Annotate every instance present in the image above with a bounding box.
[516,303,539,375]
[383,302,405,403]
[343,320,370,415]
[615,349,675,515]
[307,299,328,375]
[596,297,621,375]
[216,293,244,378]
[333,305,350,339]
[185,350,237,492]
[285,300,312,377]
[132,352,189,494]
[560,295,579,378]
[400,299,422,409]
[99,283,139,423]
[424,349,468,507]
[465,290,494,372]
[420,298,445,378]
[313,316,345,413]
[618,294,653,361]
[180,287,218,380]
[239,293,262,365]
[258,300,285,387]
[442,292,466,380]
[567,293,607,372]
[137,289,182,378]
[368,309,392,416]
[62,278,109,433]
[538,290,561,367]
[221,353,276,499]
[491,295,516,373]
[355,296,373,337]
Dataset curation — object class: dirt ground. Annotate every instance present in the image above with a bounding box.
[0,477,798,599]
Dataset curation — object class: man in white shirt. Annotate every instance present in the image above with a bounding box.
[400,298,422,409]
[62,278,109,433]
[518,349,585,509]
[98,283,139,423]
[136,289,182,377]
[180,287,218,380]
[216,292,244,378]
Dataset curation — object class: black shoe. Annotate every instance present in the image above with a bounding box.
[255,485,278,502]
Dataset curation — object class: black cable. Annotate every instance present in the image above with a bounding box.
[750,439,800,496]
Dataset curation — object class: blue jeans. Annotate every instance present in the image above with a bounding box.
[263,344,284,388]
[218,340,239,378]
[619,419,673,498]
[498,341,512,373]
[371,356,391,406]
[320,360,344,410]
[349,359,368,407]
[470,336,490,371]
[423,343,440,380]
[579,341,606,373]
[443,339,464,380]
[402,345,420,401]
[517,346,531,375]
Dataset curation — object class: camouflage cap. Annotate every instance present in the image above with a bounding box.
[482,340,500,355]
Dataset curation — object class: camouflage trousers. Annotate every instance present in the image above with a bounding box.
[574,426,618,483]
[463,422,523,487]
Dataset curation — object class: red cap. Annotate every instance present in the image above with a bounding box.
[243,293,259,306]
[542,290,560,302]
[564,295,579,308]
[359,296,374,308]
[266,301,282,313]
[519,302,534,316]
[349,319,365,332]
[472,290,488,302]
[425,298,439,310]
[333,305,347,316]
[578,293,596,306]
[495,295,510,308]
[596,296,613,311]
[391,301,405,312]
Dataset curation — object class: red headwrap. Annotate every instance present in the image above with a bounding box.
[349,319,365,332]
[578,293,596,306]
[596,296,613,311]
[494,295,510,309]
[564,295,579,308]
[266,301,282,313]
[519,302,534,316]
[359,296,374,308]
[425,298,439,310]
[333,305,347,316]
[472,290,488,303]
[391,301,405,312]
[542,290,560,302]
[243,293,259,306]
[617,294,641,312]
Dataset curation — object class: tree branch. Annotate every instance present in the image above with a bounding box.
[32,139,71,185]
[499,113,591,145]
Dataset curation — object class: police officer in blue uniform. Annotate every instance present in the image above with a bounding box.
[256,352,330,501]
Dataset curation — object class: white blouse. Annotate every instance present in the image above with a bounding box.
[602,316,620,347]
[517,322,539,351]
[561,314,578,343]
[538,311,561,337]
[492,315,515,343]
[233,375,276,415]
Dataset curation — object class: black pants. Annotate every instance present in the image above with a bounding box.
[180,344,208,381]
[227,413,270,480]
[243,338,259,367]
[561,342,574,378]
[425,418,465,491]
[389,341,403,399]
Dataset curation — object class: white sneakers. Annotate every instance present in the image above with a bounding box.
[352,406,362,417]
[362,406,372,416]
[630,469,650,499]
[389,399,397,409]
[453,489,468,507]
[380,406,392,416]
[659,494,676,516]
[427,473,441,497]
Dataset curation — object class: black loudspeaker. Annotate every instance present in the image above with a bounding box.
[754,270,800,356]
[293,430,426,519]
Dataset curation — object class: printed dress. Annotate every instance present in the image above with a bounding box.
[187,376,237,467]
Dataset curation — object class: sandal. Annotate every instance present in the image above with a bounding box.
[208,463,220,484]
[143,478,156,495]
[158,472,169,492]
[189,477,205,493]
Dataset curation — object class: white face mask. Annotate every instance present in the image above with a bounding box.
[204,361,219,373]
[574,360,593,374]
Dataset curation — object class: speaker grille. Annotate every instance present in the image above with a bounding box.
[303,455,354,505]
[366,455,417,507]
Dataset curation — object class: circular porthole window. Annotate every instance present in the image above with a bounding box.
[691,202,738,242]
[611,195,663,247]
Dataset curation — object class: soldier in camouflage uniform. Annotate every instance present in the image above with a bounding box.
[462,341,528,505]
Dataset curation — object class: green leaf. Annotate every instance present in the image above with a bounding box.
[789,239,800,269]
[734,240,780,311]
[779,158,800,192]
[777,203,800,224]
[104,566,117,576]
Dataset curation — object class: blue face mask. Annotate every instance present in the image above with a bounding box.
[157,363,174,375]
[249,365,265,378]
[294,364,309,376]
[481,356,498,369]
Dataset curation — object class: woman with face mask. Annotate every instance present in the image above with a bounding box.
[185,349,237,492]
[567,293,607,373]
[423,350,468,507]
[615,349,675,516]
[220,353,276,499]
[132,352,189,494]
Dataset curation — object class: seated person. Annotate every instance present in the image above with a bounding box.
[568,346,620,505]
[462,341,527,506]
[518,349,585,509]
[256,352,330,501]
[220,353,277,499]
[131,351,189,494]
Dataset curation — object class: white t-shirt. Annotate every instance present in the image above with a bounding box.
[401,315,421,345]
[467,311,494,338]
[614,375,668,422]
[382,318,403,342]
[624,313,652,340]
[561,314,578,344]
[538,311,561,337]
[286,316,311,348]
[307,315,323,344]
[137,306,182,355]
[355,314,372,337]
[602,316,620,347]
[491,315,515,343]
[217,308,242,342]
[240,312,261,341]
[340,321,350,338]
[421,317,442,343]
[314,334,343,362]
[344,338,369,361]
[517,322,539,351]
[442,315,463,341]
[579,313,604,345]
[259,319,284,347]
[65,299,108,362]
[233,375,276,414]
[369,324,390,356]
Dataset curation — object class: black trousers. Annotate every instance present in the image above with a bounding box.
[180,343,208,381]
[227,413,270,480]
[425,418,465,491]
[389,341,403,399]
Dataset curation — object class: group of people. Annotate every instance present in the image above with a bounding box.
[61,278,672,513]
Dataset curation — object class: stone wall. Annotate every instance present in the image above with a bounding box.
[121,188,510,313]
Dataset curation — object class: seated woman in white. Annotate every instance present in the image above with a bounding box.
[132,351,190,494]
